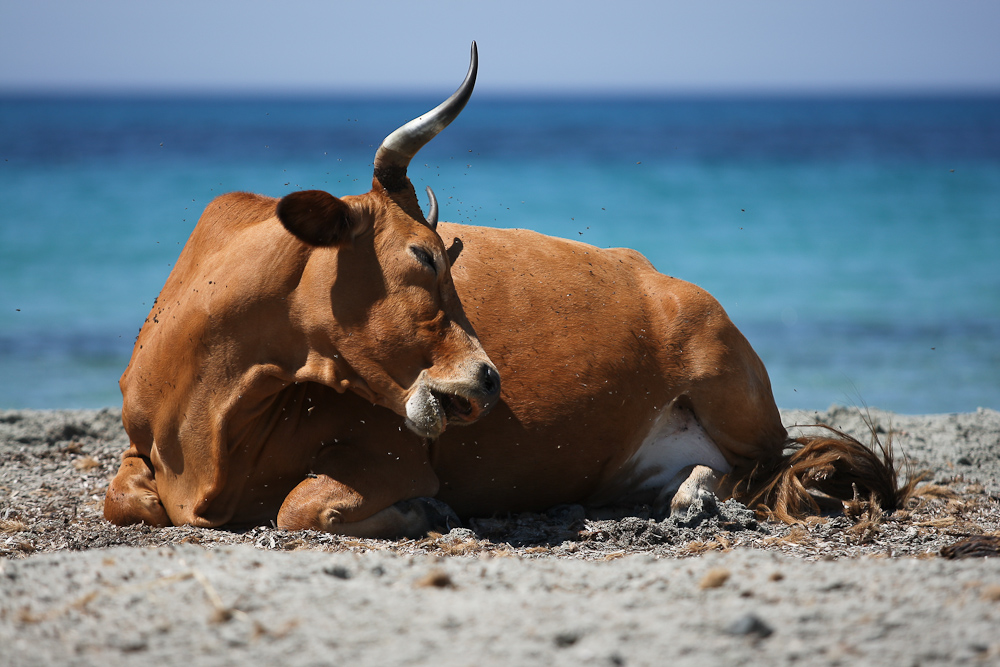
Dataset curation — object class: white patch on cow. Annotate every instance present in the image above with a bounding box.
[594,401,731,514]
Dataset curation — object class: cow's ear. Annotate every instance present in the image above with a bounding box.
[277,190,358,247]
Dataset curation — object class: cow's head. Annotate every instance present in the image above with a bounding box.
[276,43,499,439]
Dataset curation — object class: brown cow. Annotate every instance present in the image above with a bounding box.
[106,44,909,538]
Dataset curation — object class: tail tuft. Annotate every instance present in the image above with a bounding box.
[730,416,924,523]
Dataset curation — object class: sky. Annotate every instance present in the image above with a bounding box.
[1,0,999,95]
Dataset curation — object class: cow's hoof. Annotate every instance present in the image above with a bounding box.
[668,465,723,518]
[398,497,462,534]
[669,486,718,518]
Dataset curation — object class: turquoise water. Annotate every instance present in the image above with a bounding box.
[1,95,998,412]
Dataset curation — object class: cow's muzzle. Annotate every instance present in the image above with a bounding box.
[404,363,501,439]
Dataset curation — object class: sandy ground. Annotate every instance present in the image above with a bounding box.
[2,405,1000,666]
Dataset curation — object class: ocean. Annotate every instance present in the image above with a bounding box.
[1,94,998,414]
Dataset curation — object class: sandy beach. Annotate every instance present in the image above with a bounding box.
[2,405,1000,665]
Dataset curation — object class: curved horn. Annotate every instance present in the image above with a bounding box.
[373,42,478,191]
[425,186,439,230]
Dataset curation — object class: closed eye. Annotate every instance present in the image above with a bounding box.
[410,246,438,275]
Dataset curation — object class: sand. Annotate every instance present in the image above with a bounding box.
[2,405,1000,665]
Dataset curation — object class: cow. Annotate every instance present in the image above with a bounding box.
[106,44,910,538]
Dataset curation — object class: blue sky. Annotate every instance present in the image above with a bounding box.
[2,0,999,94]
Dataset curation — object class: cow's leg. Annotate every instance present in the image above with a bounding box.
[277,474,456,538]
[677,333,789,513]
[669,465,723,516]
[685,332,789,466]
[275,440,446,538]
[104,445,171,527]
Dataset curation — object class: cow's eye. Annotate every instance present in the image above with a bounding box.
[410,246,437,275]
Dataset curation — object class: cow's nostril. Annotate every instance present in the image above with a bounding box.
[478,363,500,397]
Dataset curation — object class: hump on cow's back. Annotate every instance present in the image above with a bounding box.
[199,192,280,232]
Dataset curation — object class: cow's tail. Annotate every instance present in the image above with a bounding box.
[727,420,924,523]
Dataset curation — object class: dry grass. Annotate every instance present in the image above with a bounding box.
[0,519,28,533]
[764,525,813,547]
[72,456,101,471]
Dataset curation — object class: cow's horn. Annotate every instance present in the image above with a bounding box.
[373,42,478,192]
[425,186,439,230]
